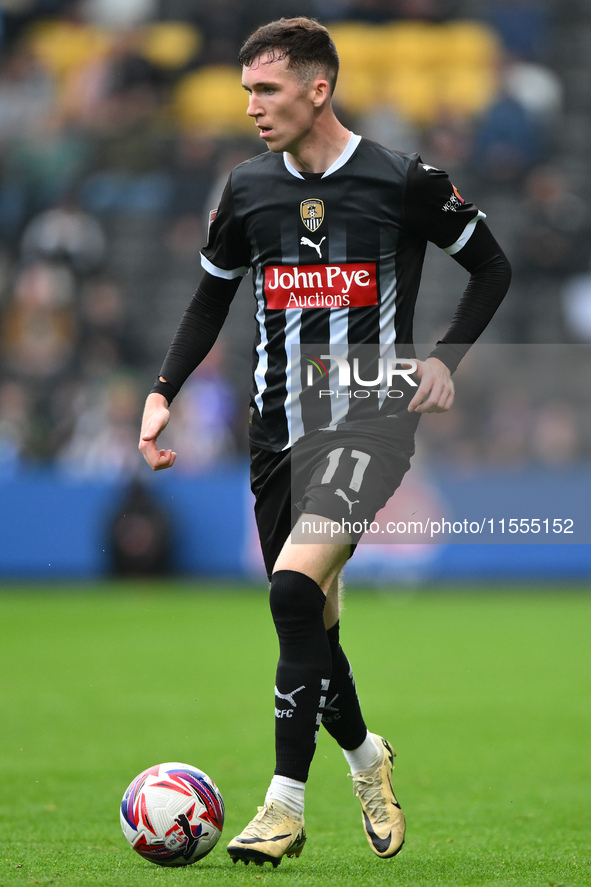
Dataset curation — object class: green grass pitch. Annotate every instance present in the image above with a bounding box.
[1,582,590,886]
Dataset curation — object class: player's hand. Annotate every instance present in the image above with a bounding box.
[408,357,454,413]
[139,393,177,470]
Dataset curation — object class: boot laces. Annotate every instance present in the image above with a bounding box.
[244,803,289,837]
[352,772,391,825]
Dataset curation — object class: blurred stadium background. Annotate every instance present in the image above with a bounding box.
[1,0,590,584]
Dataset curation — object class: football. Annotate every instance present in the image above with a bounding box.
[120,762,225,866]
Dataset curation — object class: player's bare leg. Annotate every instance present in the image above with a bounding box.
[274,513,352,593]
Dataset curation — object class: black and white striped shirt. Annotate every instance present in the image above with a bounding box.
[199,134,486,451]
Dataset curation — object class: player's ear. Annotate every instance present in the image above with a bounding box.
[311,78,330,108]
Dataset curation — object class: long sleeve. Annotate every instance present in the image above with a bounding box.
[429,221,512,373]
[151,272,241,405]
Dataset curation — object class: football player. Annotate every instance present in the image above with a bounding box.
[139,17,511,867]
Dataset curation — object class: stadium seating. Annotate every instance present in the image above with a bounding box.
[330,20,501,125]
[172,64,254,134]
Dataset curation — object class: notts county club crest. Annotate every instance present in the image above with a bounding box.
[300,199,324,232]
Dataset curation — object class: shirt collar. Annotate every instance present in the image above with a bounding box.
[283,132,362,179]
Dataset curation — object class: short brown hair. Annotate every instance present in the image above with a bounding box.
[239,17,339,94]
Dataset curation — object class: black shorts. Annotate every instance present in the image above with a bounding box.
[250,415,419,579]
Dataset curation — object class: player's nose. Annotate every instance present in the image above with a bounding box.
[246,93,262,117]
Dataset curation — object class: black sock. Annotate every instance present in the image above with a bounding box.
[322,621,368,751]
[270,570,332,783]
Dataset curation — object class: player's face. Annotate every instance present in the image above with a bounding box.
[242,55,323,155]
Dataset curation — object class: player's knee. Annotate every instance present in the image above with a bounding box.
[269,569,326,627]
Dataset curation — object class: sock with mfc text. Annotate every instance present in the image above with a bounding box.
[321,621,369,752]
[270,570,332,783]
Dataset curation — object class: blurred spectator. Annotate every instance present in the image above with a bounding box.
[414,352,491,467]
[510,164,591,340]
[466,18,561,184]
[91,81,163,177]
[168,133,217,219]
[562,275,591,342]
[482,0,551,61]
[420,111,474,175]
[0,46,60,237]
[165,213,205,261]
[0,44,55,143]
[530,400,578,464]
[84,0,158,29]
[515,165,590,276]
[58,28,149,132]
[477,56,564,174]
[356,103,420,154]
[63,28,172,214]
[170,342,239,472]
[0,380,34,473]
[20,195,106,273]
[1,259,77,378]
[57,370,143,476]
[107,478,173,577]
[76,276,132,378]
[470,90,544,184]
[503,60,562,121]
[0,116,94,241]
